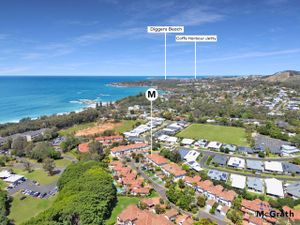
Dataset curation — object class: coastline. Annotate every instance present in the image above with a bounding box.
[0,76,150,125]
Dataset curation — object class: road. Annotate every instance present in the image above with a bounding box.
[128,160,231,225]
[199,153,300,181]
[190,147,300,162]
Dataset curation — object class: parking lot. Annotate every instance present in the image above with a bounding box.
[7,179,58,199]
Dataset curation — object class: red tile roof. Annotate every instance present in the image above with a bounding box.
[118,205,173,225]
[163,208,178,219]
[147,154,169,165]
[282,206,300,221]
[183,175,201,185]
[241,199,271,213]
[78,142,89,153]
[111,143,149,153]
[175,214,191,224]
[141,197,161,207]
[218,190,237,202]
[162,163,186,177]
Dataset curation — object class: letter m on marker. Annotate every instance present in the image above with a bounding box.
[148,90,156,98]
[256,211,265,218]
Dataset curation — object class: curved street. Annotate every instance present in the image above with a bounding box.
[128,160,231,225]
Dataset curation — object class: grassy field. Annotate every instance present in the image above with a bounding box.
[12,168,60,185]
[114,120,141,133]
[58,120,140,137]
[9,192,56,225]
[58,122,96,136]
[105,196,139,225]
[55,158,73,168]
[177,124,248,146]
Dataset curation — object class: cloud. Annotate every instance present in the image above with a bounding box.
[56,20,100,26]
[0,66,30,74]
[73,27,143,45]
[166,6,224,26]
[201,48,300,62]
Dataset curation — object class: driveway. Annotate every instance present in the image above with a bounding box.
[127,160,230,225]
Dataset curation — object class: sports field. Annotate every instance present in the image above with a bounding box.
[177,124,248,146]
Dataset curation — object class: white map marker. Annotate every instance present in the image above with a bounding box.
[147,26,184,80]
[145,88,158,154]
[176,35,217,79]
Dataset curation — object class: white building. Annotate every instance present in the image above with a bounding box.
[207,141,222,150]
[184,150,200,162]
[0,170,11,179]
[166,136,178,144]
[264,161,283,173]
[227,157,245,169]
[230,174,246,189]
[265,178,284,198]
[4,174,25,183]
[181,138,194,146]
[281,145,300,155]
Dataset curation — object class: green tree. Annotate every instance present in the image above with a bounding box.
[197,195,206,208]
[23,160,33,173]
[194,218,217,225]
[227,209,243,225]
[11,136,27,156]
[31,142,60,162]
[43,158,55,176]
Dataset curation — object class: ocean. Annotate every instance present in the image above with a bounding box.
[0,76,151,124]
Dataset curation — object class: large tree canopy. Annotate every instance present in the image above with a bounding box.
[23,161,116,225]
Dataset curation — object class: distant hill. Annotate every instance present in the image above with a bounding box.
[263,70,300,82]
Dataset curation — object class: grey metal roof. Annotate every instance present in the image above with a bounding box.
[178,148,189,160]
[247,177,264,192]
[212,155,228,166]
[238,146,254,154]
[254,134,291,154]
[246,160,264,171]
[207,170,228,181]
[282,162,300,174]
[286,182,300,198]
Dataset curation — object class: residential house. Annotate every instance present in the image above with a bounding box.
[281,145,300,155]
[163,209,178,221]
[216,205,230,217]
[282,162,300,175]
[183,150,200,162]
[207,141,222,151]
[207,170,228,182]
[110,143,150,157]
[264,161,283,173]
[194,139,208,148]
[227,157,245,169]
[146,154,169,167]
[78,142,89,153]
[286,182,300,199]
[282,206,300,222]
[161,163,186,181]
[221,144,237,152]
[181,138,194,146]
[183,175,201,188]
[175,214,193,225]
[247,177,264,193]
[117,205,173,225]
[265,178,284,198]
[246,160,264,172]
[212,155,228,166]
[238,146,254,154]
[230,174,246,189]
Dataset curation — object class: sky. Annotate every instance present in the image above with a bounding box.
[0,0,300,76]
